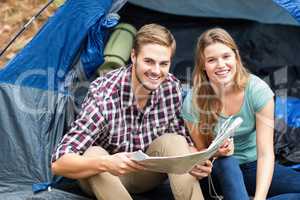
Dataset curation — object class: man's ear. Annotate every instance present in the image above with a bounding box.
[131,49,136,64]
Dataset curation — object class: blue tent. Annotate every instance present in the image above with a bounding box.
[0,0,299,199]
[0,0,117,199]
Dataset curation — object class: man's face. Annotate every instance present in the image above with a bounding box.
[131,43,172,92]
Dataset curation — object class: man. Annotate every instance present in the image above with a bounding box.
[52,24,212,200]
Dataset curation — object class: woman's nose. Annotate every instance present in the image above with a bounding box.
[216,58,226,68]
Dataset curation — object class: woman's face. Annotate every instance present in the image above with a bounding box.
[203,42,237,88]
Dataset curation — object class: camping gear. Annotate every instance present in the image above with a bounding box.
[275,96,300,164]
[98,23,137,73]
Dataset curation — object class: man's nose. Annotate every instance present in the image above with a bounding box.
[151,63,160,74]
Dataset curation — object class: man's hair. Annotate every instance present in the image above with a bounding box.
[133,23,176,57]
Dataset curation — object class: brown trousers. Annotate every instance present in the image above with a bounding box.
[79,134,204,200]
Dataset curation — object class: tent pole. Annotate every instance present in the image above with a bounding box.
[0,0,55,58]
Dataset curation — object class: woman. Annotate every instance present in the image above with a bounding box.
[181,28,300,200]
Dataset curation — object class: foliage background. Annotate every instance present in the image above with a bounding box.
[0,0,62,67]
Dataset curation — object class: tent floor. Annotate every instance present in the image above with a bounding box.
[0,186,174,200]
[0,177,175,200]
[0,180,174,200]
[0,189,91,200]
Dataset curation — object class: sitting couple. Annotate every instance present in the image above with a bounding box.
[51,24,300,200]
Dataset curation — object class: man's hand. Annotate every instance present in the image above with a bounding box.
[189,160,212,180]
[217,138,234,157]
[103,152,145,176]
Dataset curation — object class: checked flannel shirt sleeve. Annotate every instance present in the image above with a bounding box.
[165,85,193,146]
[52,82,108,162]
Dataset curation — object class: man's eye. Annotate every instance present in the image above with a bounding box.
[145,60,153,64]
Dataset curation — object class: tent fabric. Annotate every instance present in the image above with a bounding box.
[273,0,300,23]
[0,0,114,91]
[275,96,300,128]
[119,3,300,80]
[80,13,119,79]
[128,0,300,26]
[261,66,300,164]
[275,118,300,163]
[0,85,72,193]
[0,0,115,198]
[0,188,91,200]
[275,96,300,163]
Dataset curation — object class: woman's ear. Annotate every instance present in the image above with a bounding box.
[233,49,239,58]
[204,71,209,81]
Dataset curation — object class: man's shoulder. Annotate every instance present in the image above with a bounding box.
[159,73,183,104]
[90,67,126,98]
[163,73,182,88]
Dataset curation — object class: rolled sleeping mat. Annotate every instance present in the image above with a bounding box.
[98,23,137,74]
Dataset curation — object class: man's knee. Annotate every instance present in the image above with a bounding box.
[157,134,188,147]
[79,178,94,197]
[148,134,190,157]
[83,146,109,157]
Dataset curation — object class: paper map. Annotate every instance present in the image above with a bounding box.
[130,117,243,174]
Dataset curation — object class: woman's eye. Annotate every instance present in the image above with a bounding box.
[223,54,232,59]
[207,59,215,63]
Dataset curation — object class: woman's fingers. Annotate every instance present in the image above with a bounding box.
[189,160,213,179]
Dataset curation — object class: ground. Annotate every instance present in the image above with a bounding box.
[0,0,62,67]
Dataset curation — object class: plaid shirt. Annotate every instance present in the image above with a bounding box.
[52,66,192,162]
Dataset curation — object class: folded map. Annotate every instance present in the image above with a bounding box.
[130,117,243,174]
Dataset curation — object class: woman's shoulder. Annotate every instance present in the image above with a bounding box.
[184,88,193,100]
[247,74,274,112]
[182,88,194,109]
[247,74,271,92]
[181,88,200,123]
[248,74,264,83]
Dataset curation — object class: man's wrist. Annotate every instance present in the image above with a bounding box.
[93,156,109,173]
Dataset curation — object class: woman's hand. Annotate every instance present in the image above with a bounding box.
[216,138,234,157]
[189,160,212,180]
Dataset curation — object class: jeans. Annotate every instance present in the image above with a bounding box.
[209,156,300,200]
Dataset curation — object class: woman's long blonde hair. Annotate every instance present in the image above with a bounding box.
[192,28,249,138]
